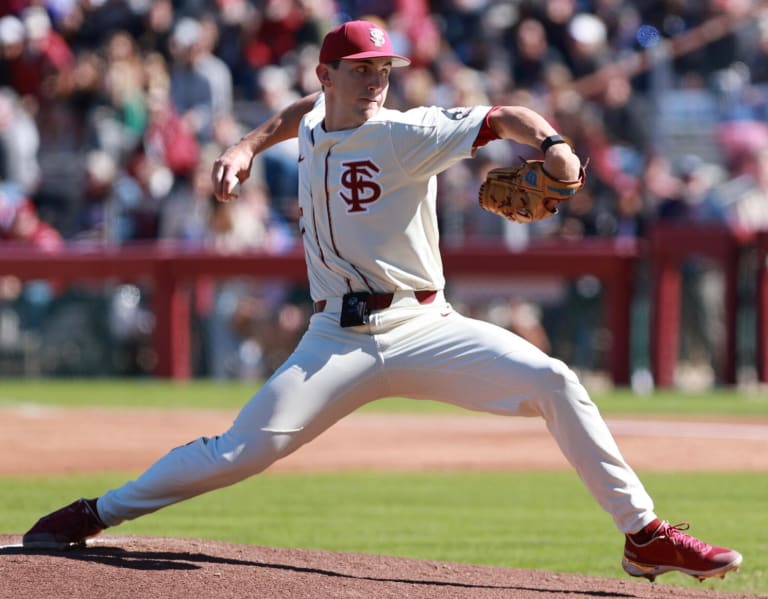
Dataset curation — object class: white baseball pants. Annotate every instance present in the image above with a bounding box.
[98,292,656,533]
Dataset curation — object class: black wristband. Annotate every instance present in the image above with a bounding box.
[541,134,567,153]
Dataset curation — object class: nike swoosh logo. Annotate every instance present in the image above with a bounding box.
[298,155,305,162]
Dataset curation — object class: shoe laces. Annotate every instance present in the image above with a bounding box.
[661,522,712,553]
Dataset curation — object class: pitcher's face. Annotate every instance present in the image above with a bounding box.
[318,57,392,130]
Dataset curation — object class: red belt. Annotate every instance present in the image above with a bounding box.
[313,290,437,314]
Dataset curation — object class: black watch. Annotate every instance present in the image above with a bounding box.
[540,134,567,153]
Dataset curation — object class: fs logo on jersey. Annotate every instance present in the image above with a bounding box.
[340,160,382,213]
[442,107,472,120]
[369,27,386,47]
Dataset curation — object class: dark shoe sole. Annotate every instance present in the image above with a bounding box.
[622,555,743,582]
[22,539,87,550]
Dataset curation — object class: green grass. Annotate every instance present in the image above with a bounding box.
[1,378,767,417]
[2,471,765,594]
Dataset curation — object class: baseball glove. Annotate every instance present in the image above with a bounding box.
[478,158,587,224]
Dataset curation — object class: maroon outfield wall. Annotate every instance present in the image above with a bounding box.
[0,225,759,387]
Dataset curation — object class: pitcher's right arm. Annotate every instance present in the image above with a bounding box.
[212,92,321,201]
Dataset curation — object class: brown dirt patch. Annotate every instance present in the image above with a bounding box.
[0,535,760,599]
[2,406,767,598]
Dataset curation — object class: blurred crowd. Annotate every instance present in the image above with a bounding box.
[1,0,766,383]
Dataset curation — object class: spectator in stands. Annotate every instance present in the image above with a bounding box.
[655,154,729,223]
[0,179,62,343]
[0,14,24,89]
[159,147,219,245]
[103,30,148,153]
[196,14,234,120]
[564,12,612,79]
[240,0,324,99]
[728,145,768,232]
[595,70,649,152]
[136,0,175,62]
[740,16,768,84]
[143,84,200,182]
[119,84,200,240]
[510,17,567,92]
[244,0,302,68]
[67,49,110,147]
[590,0,641,56]
[0,86,40,195]
[76,149,142,244]
[437,0,494,70]
[168,17,214,142]
[8,7,74,103]
[525,0,578,72]
[387,2,441,70]
[0,181,62,250]
[611,179,649,242]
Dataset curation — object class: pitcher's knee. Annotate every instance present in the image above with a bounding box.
[206,427,307,479]
[529,358,593,413]
[538,358,580,393]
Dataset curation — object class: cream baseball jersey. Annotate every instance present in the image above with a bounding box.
[297,97,491,301]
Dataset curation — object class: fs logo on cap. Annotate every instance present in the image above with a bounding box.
[319,20,411,67]
[369,27,386,47]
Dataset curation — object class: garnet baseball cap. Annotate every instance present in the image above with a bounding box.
[319,20,410,67]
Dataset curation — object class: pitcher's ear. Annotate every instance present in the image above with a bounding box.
[316,64,332,87]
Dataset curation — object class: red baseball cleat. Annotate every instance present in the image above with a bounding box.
[23,498,106,550]
[623,520,742,582]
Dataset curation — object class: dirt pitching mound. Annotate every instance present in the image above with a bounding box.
[0,535,758,599]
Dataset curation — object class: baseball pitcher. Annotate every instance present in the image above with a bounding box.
[24,20,741,583]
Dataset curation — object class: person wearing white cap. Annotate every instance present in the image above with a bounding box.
[0,14,24,48]
[0,15,25,86]
[25,19,743,585]
[3,6,73,100]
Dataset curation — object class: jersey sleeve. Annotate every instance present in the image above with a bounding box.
[473,105,502,148]
[389,105,492,179]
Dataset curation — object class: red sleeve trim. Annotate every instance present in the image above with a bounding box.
[473,105,502,148]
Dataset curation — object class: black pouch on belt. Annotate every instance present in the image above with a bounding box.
[340,292,370,327]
